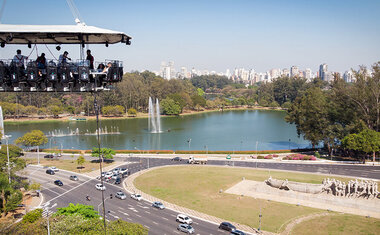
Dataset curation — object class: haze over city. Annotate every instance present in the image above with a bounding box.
[1,0,380,73]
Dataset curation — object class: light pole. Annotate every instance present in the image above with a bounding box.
[204,145,208,154]
[258,204,262,232]
[288,139,291,150]
[256,141,258,168]
[43,202,57,235]
[4,135,12,183]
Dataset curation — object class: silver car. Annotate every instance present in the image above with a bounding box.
[115,191,127,200]
[152,201,165,210]
[177,224,194,234]
[70,175,78,181]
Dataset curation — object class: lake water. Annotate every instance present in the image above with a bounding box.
[4,110,311,151]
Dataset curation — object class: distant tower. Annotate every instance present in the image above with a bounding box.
[319,64,328,81]
[290,66,299,78]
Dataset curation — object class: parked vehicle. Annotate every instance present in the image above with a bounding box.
[70,175,78,181]
[54,180,63,186]
[230,229,246,235]
[171,157,182,161]
[115,178,121,184]
[130,193,142,201]
[177,224,194,234]
[46,169,55,175]
[187,156,207,164]
[219,222,236,232]
[176,214,193,224]
[152,201,165,209]
[115,191,127,200]
[111,174,120,180]
[50,166,59,172]
[104,172,113,179]
[95,183,106,191]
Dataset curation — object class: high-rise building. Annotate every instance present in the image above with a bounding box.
[282,68,290,77]
[290,66,299,78]
[343,70,354,83]
[319,63,328,81]
[304,68,312,81]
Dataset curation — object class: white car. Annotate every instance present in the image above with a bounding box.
[111,174,120,180]
[49,166,59,172]
[176,214,193,225]
[112,168,121,174]
[115,191,127,200]
[95,183,106,191]
[130,193,142,201]
[104,172,113,179]
[119,168,128,174]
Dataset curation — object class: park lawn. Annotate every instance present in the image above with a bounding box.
[26,159,113,173]
[136,165,350,233]
[292,213,380,235]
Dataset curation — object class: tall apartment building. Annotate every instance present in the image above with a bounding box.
[319,63,328,81]
[290,66,299,78]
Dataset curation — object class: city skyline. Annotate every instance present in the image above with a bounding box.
[0,0,379,73]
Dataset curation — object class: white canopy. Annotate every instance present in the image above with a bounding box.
[0,24,132,45]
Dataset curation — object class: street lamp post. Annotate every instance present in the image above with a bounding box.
[4,135,12,183]
[204,145,208,154]
[256,141,258,168]
[43,202,57,235]
[187,139,191,150]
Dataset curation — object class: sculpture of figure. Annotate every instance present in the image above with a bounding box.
[374,182,379,198]
[342,182,346,197]
[347,181,351,197]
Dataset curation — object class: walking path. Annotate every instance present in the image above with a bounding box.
[279,212,329,235]
[123,165,268,235]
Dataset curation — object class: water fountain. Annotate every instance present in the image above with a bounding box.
[0,106,4,137]
[148,97,161,133]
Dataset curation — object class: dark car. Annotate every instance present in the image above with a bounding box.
[44,154,54,159]
[171,157,182,161]
[231,229,246,235]
[219,222,236,232]
[115,178,121,184]
[46,169,55,175]
[54,180,63,186]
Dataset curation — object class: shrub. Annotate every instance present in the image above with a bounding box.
[314,151,320,158]
[257,156,265,159]
[23,209,43,223]
[264,155,273,159]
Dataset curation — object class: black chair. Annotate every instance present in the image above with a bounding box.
[78,66,90,83]
[46,64,58,90]
[9,63,27,90]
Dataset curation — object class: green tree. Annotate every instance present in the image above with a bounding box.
[160,98,181,115]
[197,88,205,97]
[15,130,47,164]
[191,95,206,110]
[55,203,100,219]
[48,105,63,118]
[343,129,380,162]
[127,108,137,117]
[91,148,115,160]
[76,155,85,171]
[102,105,125,117]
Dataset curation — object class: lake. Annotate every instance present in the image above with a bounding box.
[3,110,311,151]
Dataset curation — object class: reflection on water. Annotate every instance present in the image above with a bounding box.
[4,110,311,151]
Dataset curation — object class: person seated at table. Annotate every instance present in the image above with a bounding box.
[86,50,94,69]
[102,62,112,73]
[97,63,105,72]
[36,53,47,69]
[58,51,71,66]
[13,49,28,67]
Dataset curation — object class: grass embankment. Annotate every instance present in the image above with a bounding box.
[26,159,113,173]
[292,213,380,235]
[134,166,376,233]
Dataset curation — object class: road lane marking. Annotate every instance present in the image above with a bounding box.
[135,214,141,218]
[162,217,169,221]
[41,186,61,196]
[144,211,150,214]
[45,178,94,204]
[152,221,158,225]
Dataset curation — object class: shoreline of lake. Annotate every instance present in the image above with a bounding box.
[3,106,286,125]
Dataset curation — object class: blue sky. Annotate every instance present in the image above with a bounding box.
[0,0,379,73]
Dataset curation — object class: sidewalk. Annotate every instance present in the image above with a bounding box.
[123,165,270,235]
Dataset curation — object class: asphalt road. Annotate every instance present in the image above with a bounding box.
[25,163,227,235]
[22,154,380,234]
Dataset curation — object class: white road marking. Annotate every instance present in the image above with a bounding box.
[45,177,94,204]
[152,221,158,225]
[128,207,138,213]
[135,214,142,218]
[118,210,129,216]
[144,211,150,214]
[41,186,61,196]
[162,217,169,221]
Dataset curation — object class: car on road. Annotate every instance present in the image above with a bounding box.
[44,154,54,159]
[177,224,194,234]
[176,214,193,225]
[219,222,236,232]
[104,172,113,179]
[54,180,63,186]
[111,173,120,180]
[95,183,106,191]
[115,191,127,200]
[49,166,59,172]
[115,178,121,184]
[230,229,246,235]
[112,168,121,174]
[130,193,142,201]
[46,169,55,175]
[152,201,165,210]
[119,168,128,174]
[70,175,78,181]
[171,157,182,161]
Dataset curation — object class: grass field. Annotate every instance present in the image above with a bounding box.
[134,166,378,234]
[292,213,380,235]
[26,158,113,173]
